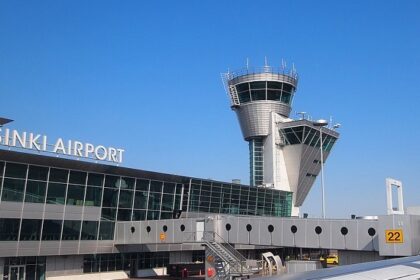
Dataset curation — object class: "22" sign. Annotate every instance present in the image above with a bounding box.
[385,229,404,243]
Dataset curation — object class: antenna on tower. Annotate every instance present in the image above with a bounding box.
[291,63,296,76]
[246,57,249,71]
[281,59,287,73]
[264,56,269,72]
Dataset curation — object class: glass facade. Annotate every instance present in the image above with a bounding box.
[83,252,169,273]
[235,81,295,105]
[3,257,46,280]
[280,125,337,152]
[186,179,292,216]
[0,159,292,242]
[249,138,264,186]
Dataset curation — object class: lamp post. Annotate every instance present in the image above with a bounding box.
[313,119,328,219]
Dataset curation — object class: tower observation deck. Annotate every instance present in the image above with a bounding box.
[223,63,339,215]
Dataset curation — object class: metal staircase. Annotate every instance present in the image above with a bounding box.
[184,231,253,280]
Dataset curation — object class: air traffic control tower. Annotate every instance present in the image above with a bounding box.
[223,63,339,216]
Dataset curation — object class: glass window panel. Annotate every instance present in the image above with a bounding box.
[117,209,132,221]
[148,193,161,210]
[28,165,48,181]
[136,179,149,191]
[251,90,266,101]
[267,90,281,101]
[191,179,201,185]
[147,210,159,220]
[250,81,266,89]
[238,91,251,103]
[210,202,220,212]
[134,191,148,209]
[292,126,304,142]
[310,131,320,147]
[49,168,68,183]
[66,184,85,206]
[161,194,174,211]
[87,173,104,186]
[105,175,120,188]
[102,188,119,207]
[118,190,133,208]
[304,128,317,145]
[46,182,67,204]
[163,182,175,194]
[174,195,181,210]
[0,218,20,241]
[85,186,102,207]
[62,220,81,240]
[2,178,25,202]
[26,264,36,280]
[36,263,46,280]
[160,212,172,219]
[101,208,116,221]
[81,221,98,240]
[0,161,4,175]
[5,163,27,179]
[149,181,162,193]
[20,219,42,241]
[235,83,249,92]
[281,91,291,104]
[267,81,283,89]
[120,177,135,190]
[25,180,46,203]
[132,210,146,221]
[69,171,87,185]
[175,184,183,195]
[283,128,300,145]
[325,137,336,152]
[200,190,210,198]
[42,220,62,240]
[98,221,114,240]
[201,181,211,189]
[283,83,294,93]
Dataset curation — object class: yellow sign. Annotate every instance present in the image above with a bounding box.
[160,232,166,241]
[385,229,404,243]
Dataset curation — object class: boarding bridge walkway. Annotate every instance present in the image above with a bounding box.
[115,213,420,258]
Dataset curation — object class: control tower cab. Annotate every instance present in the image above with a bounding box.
[223,62,339,216]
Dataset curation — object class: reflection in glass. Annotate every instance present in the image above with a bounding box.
[62,220,81,240]
[0,218,20,241]
[20,219,42,241]
[46,183,66,204]
[42,220,62,240]
[81,221,98,240]
[2,178,25,202]
[5,163,27,179]
[98,221,114,240]
[66,184,85,206]
[25,180,46,203]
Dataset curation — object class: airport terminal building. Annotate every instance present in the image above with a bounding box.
[0,64,348,280]
[0,148,294,279]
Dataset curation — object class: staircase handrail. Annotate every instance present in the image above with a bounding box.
[202,231,248,264]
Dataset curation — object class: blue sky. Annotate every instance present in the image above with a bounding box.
[1,1,419,218]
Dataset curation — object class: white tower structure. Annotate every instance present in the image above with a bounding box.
[223,62,339,216]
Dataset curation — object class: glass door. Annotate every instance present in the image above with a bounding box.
[9,265,25,280]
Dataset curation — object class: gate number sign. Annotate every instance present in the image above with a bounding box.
[385,229,404,243]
